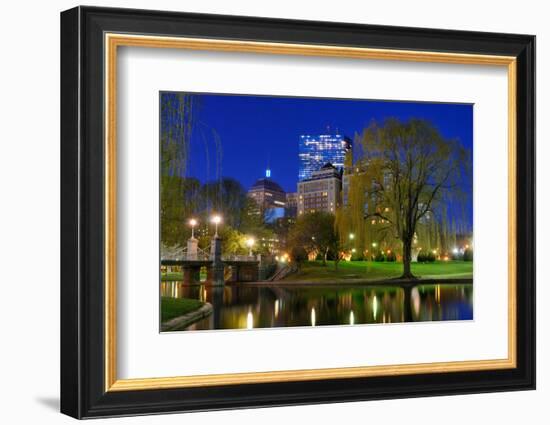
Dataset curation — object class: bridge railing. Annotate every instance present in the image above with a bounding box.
[161,245,210,261]
[222,254,258,262]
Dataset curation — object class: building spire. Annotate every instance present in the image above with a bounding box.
[265,155,271,178]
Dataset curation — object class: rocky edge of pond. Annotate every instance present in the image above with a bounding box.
[161,302,213,332]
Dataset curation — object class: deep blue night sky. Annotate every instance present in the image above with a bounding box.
[184,93,473,197]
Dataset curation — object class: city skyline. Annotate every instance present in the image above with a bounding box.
[183,92,473,197]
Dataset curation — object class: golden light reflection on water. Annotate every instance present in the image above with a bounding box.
[412,287,421,317]
[160,282,473,330]
[246,311,253,329]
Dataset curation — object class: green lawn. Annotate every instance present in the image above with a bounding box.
[161,272,184,281]
[160,297,205,322]
[285,260,473,282]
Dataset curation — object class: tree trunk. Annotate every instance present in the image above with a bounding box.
[322,248,328,266]
[401,237,416,280]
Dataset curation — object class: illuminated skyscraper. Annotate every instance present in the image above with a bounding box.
[298,132,351,181]
[248,168,286,223]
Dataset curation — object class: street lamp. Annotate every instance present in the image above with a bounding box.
[372,242,377,248]
[246,237,255,257]
[349,233,355,240]
[211,215,222,237]
[189,218,197,239]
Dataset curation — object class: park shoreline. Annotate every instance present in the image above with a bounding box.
[233,277,473,287]
[161,302,213,332]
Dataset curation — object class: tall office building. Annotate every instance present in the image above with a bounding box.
[297,163,342,215]
[248,168,286,222]
[285,192,299,218]
[298,132,351,181]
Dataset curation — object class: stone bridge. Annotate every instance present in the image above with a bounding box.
[161,236,267,286]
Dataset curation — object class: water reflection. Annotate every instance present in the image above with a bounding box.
[160,282,473,331]
[246,311,253,330]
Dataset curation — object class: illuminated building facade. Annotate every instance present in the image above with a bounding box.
[285,192,299,217]
[298,132,351,181]
[248,168,286,222]
[297,163,342,215]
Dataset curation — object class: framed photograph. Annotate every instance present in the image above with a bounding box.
[60,6,535,419]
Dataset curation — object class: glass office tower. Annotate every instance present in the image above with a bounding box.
[298,133,351,181]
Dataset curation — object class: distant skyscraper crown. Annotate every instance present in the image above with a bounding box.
[298,131,351,181]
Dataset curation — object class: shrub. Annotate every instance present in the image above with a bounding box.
[463,248,474,261]
[451,251,463,261]
[351,251,364,261]
[386,251,397,262]
[374,251,386,262]
[417,251,436,263]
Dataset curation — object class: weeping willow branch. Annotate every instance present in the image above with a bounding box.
[336,118,472,278]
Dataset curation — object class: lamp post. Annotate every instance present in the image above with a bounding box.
[189,218,197,239]
[210,214,224,286]
[211,215,221,237]
[349,233,355,240]
[187,218,199,261]
[246,237,255,257]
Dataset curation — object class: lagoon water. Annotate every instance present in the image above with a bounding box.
[161,282,473,331]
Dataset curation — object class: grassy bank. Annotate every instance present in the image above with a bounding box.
[161,272,184,281]
[285,260,473,283]
[161,297,205,322]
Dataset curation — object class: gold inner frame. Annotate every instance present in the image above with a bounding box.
[104,33,517,392]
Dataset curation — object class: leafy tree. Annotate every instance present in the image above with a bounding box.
[239,198,269,234]
[288,211,342,269]
[160,176,203,246]
[350,118,471,278]
[220,226,247,255]
[199,178,250,228]
[160,93,197,246]
[290,246,308,270]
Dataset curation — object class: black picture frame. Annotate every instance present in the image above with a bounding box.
[61,6,535,419]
